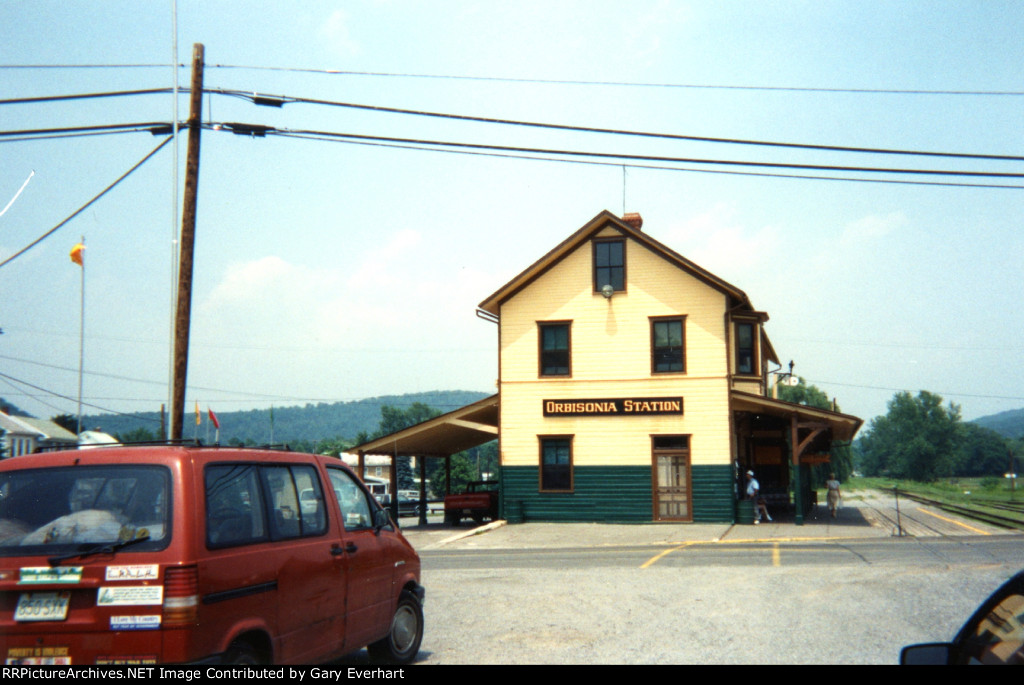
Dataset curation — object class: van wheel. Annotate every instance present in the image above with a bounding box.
[368,591,423,664]
[223,640,264,665]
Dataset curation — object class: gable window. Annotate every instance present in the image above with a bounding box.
[540,436,573,491]
[539,322,571,376]
[593,239,625,292]
[736,322,756,375]
[651,317,685,373]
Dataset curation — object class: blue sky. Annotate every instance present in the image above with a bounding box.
[1,1,1022,429]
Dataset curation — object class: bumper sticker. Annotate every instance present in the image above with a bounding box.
[18,566,82,584]
[97,586,163,606]
[6,646,71,665]
[105,564,159,581]
[110,615,161,631]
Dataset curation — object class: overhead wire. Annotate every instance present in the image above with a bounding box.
[272,129,1024,190]
[0,135,172,269]
[247,124,1024,180]
[210,87,1024,162]
[0,370,163,423]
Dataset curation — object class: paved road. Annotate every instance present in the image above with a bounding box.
[376,494,1024,665]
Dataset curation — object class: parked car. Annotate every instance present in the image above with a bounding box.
[444,480,499,525]
[379,492,421,518]
[900,570,1024,665]
[0,445,424,665]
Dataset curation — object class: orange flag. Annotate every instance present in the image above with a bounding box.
[70,243,84,266]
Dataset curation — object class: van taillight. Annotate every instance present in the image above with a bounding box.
[163,565,198,626]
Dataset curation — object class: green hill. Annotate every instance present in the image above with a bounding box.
[972,408,1024,440]
[76,390,491,446]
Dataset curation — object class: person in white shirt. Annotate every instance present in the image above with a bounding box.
[745,470,772,524]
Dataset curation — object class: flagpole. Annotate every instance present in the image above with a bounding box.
[76,235,85,435]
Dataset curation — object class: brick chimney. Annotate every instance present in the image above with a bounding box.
[622,212,643,231]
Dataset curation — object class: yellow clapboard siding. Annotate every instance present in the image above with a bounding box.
[499,231,734,468]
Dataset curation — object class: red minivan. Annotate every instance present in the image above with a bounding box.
[0,445,424,665]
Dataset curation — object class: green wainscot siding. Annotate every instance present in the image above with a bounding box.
[690,464,736,523]
[500,464,735,523]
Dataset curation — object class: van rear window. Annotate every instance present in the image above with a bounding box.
[0,465,171,557]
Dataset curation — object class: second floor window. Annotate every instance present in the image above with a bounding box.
[736,322,755,375]
[652,317,685,373]
[593,239,625,292]
[539,322,571,376]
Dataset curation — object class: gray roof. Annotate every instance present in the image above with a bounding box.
[18,417,78,443]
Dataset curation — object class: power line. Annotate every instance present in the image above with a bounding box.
[206,67,1024,96]
[0,136,172,270]
[0,370,162,423]
[0,88,174,106]
[211,88,1024,162]
[0,122,173,141]
[274,129,1024,190]
[807,377,1024,403]
[246,124,1024,180]
[4,62,1022,97]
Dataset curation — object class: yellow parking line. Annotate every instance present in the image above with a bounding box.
[641,542,692,568]
[772,542,781,567]
[916,507,991,535]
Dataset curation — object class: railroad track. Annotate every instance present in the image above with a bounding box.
[894,491,1024,531]
[860,497,951,537]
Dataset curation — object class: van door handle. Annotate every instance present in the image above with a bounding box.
[330,545,346,556]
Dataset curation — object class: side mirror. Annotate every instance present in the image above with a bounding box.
[900,643,952,665]
[372,507,390,532]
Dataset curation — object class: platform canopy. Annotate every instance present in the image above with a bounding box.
[731,390,863,444]
[349,394,499,458]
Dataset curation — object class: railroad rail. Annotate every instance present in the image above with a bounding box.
[894,490,1024,531]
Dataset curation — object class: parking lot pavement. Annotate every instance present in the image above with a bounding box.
[399,492,1019,551]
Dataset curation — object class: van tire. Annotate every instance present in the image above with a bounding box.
[367,591,423,664]
[223,640,264,665]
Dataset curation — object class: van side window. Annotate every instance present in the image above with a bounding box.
[205,463,327,548]
[327,469,374,532]
[261,465,327,540]
[205,465,266,548]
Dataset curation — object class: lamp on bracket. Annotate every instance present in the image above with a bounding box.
[600,284,615,300]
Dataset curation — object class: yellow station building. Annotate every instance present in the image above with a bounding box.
[355,210,862,524]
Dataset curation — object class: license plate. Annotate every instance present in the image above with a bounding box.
[14,592,71,622]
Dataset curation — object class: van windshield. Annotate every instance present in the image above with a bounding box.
[0,465,170,557]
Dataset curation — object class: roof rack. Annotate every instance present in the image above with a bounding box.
[31,440,297,453]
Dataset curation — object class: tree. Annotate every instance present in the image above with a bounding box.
[115,426,161,443]
[955,423,1011,477]
[51,414,79,434]
[373,403,443,491]
[776,377,832,410]
[856,391,962,481]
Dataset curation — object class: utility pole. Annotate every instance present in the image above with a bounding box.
[170,43,204,441]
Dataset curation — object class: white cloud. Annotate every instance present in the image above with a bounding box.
[320,9,360,56]
[662,203,780,273]
[839,212,908,248]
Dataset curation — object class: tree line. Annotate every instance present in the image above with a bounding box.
[777,381,1020,485]
[855,390,1020,482]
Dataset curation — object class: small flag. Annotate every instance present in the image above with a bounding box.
[208,408,220,430]
[195,402,201,426]
[70,243,84,266]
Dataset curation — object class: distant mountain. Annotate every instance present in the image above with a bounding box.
[76,390,491,446]
[971,408,1024,439]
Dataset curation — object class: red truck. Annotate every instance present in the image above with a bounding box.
[444,481,499,526]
